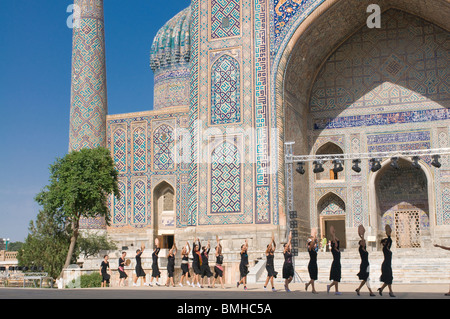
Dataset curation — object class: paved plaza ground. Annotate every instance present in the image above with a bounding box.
[1,282,449,299]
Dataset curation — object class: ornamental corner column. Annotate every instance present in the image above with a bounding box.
[69,0,107,152]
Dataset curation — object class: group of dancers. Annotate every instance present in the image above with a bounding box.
[99,228,450,296]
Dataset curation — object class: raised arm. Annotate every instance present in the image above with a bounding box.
[434,244,450,251]
[284,232,292,253]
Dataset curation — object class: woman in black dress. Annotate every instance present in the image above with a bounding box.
[149,238,161,286]
[212,236,225,289]
[200,239,213,288]
[165,242,177,287]
[192,238,202,288]
[133,244,147,286]
[179,242,191,287]
[378,225,395,297]
[327,226,342,295]
[118,251,128,287]
[282,232,294,292]
[100,255,110,287]
[264,233,278,292]
[355,226,375,296]
[237,239,249,290]
[305,235,318,294]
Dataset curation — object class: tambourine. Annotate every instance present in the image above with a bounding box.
[358,225,365,238]
[125,259,131,266]
[385,224,392,236]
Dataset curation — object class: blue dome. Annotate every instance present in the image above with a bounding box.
[150,6,191,71]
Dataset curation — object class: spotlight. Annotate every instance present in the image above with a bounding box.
[412,156,421,169]
[390,157,399,170]
[296,162,305,175]
[332,159,344,173]
[352,159,361,173]
[313,160,324,174]
[370,158,382,172]
[431,155,441,168]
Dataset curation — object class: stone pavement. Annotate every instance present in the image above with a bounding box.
[1,282,449,299]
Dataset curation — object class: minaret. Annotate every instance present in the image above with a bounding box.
[69,0,107,151]
[69,0,108,231]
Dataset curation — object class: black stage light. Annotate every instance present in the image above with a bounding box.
[313,160,324,173]
[332,159,344,173]
[412,156,421,169]
[296,162,305,175]
[352,159,361,173]
[370,158,382,172]
[431,155,441,168]
[390,157,399,170]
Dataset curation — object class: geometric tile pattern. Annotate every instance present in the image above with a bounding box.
[69,0,107,151]
[132,179,147,224]
[211,54,241,125]
[210,0,241,39]
[113,129,127,173]
[318,193,345,216]
[211,141,241,213]
[132,126,146,172]
[153,124,175,171]
[113,181,126,225]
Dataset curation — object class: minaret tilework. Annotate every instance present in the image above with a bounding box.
[69,0,107,151]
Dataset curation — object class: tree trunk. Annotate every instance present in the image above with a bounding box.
[59,219,79,279]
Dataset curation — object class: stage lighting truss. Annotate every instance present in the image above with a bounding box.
[287,147,450,174]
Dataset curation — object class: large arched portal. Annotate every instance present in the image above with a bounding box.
[279,0,449,249]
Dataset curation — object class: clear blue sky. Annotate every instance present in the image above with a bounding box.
[0,0,191,243]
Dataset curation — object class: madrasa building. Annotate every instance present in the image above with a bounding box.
[69,0,450,265]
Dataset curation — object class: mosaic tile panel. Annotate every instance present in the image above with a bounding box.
[69,1,107,151]
[132,126,146,172]
[113,181,126,225]
[211,54,241,125]
[211,141,241,213]
[112,128,127,173]
[132,179,147,225]
[210,0,241,39]
[153,124,175,171]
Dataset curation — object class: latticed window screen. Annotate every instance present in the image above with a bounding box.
[394,210,421,248]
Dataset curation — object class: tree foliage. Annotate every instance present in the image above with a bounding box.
[17,209,74,279]
[34,147,120,277]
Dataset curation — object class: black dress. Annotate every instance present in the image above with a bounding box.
[192,241,202,275]
[308,247,318,281]
[380,236,393,285]
[118,257,128,279]
[214,255,224,278]
[152,248,161,278]
[181,255,190,276]
[282,251,294,279]
[266,253,278,278]
[357,244,370,281]
[201,248,213,278]
[239,251,249,279]
[135,251,146,277]
[329,240,341,282]
[167,253,175,278]
[101,260,110,283]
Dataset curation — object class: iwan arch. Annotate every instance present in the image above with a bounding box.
[69,0,450,265]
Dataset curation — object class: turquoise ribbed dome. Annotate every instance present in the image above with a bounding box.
[150,6,191,71]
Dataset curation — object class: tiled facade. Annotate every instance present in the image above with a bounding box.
[71,0,450,250]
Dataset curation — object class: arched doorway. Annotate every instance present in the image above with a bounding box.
[153,181,175,248]
[278,1,448,247]
[318,193,347,249]
[374,158,430,248]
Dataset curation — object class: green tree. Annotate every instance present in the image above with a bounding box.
[17,209,74,279]
[78,232,118,259]
[35,147,120,278]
